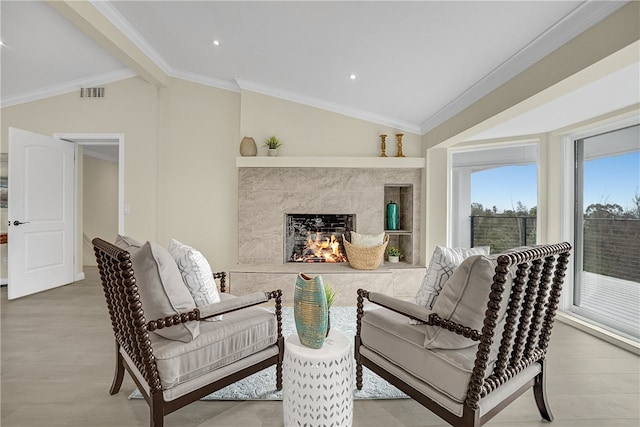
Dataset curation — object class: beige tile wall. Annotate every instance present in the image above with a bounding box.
[237,167,422,265]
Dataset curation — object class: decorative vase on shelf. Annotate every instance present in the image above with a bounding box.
[387,201,399,230]
[294,273,328,349]
[395,133,405,158]
[388,255,399,263]
[239,136,257,156]
[268,148,278,157]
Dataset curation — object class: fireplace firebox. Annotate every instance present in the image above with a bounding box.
[285,214,355,263]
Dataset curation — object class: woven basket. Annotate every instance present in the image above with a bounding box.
[343,233,389,270]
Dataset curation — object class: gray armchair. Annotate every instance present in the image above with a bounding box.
[355,243,571,427]
[92,238,284,427]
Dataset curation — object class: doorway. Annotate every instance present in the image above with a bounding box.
[56,133,125,280]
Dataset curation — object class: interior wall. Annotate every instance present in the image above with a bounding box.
[155,78,241,270]
[424,146,448,260]
[1,75,427,275]
[83,155,118,266]
[0,77,159,276]
[155,81,424,270]
[240,90,422,157]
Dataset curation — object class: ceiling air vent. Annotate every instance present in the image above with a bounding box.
[79,87,105,99]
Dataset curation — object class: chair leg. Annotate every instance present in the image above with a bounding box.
[462,406,481,427]
[110,343,125,395]
[276,360,283,390]
[276,336,284,390]
[533,360,554,422]
[356,360,363,390]
[150,392,164,427]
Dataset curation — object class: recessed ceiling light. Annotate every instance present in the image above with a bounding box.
[212,40,220,46]
[349,73,357,80]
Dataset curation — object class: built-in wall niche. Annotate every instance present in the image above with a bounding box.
[384,184,414,264]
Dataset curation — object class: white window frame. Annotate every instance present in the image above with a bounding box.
[449,140,540,248]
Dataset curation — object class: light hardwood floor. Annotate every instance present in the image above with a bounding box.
[1,267,639,427]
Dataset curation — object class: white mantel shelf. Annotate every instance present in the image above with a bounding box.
[236,156,425,169]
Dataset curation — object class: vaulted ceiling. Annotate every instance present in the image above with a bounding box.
[1,1,638,139]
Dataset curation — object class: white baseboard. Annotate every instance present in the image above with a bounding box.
[557,311,640,355]
[75,272,85,282]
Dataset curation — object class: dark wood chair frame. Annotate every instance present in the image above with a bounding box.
[92,238,284,427]
[355,242,571,427]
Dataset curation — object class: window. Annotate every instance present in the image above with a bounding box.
[451,143,538,252]
[573,124,640,339]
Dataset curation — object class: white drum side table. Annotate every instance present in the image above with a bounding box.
[283,330,353,427]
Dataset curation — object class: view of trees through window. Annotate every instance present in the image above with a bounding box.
[469,164,537,253]
[581,197,640,283]
[469,191,640,269]
[469,201,536,253]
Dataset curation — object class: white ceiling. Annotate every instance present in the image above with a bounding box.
[1,1,637,138]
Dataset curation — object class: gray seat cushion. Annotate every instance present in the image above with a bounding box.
[151,298,278,390]
[361,307,480,403]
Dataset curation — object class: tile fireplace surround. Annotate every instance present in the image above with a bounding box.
[231,162,426,304]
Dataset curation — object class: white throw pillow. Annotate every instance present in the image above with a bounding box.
[350,231,385,247]
[168,239,222,321]
[413,246,490,311]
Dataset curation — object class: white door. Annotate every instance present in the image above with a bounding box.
[8,128,75,299]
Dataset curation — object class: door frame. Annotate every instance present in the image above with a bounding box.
[55,133,125,281]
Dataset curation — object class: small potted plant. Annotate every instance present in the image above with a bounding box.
[324,283,338,337]
[264,136,282,156]
[387,246,402,263]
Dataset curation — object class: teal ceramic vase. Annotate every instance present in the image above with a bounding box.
[294,273,328,349]
[387,201,399,230]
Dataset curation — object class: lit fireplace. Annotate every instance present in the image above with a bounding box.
[285,214,354,263]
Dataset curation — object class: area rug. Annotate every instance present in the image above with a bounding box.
[129,306,408,400]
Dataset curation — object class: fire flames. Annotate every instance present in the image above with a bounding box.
[291,231,348,263]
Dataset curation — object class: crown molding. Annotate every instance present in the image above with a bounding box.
[0,68,136,108]
[235,78,421,134]
[170,70,240,93]
[419,0,628,135]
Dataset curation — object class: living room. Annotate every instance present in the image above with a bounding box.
[1,1,639,426]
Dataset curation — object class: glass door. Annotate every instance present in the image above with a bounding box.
[573,124,640,338]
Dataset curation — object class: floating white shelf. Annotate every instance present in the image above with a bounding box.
[236,156,425,169]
